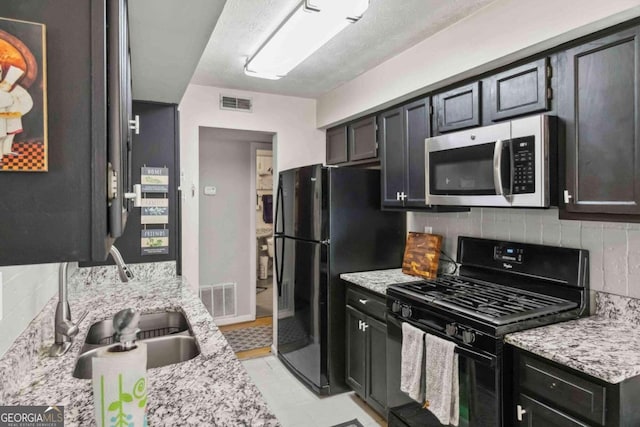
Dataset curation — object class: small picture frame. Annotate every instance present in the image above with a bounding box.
[0,17,48,172]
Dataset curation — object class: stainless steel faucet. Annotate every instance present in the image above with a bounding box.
[49,245,134,356]
[49,263,87,356]
[109,245,135,282]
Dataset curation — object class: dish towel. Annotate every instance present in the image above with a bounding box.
[425,333,459,426]
[400,322,425,402]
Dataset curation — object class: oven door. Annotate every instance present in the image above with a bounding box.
[387,314,500,427]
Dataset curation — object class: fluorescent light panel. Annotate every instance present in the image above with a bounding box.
[245,0,369,80]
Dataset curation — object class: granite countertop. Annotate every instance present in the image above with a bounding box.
[0,273,278,426]
[340,268,423,295]
[506,292,640,384]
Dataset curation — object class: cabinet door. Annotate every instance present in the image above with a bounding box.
[366,315,387,415]
[346,305,367,397]
[404,98,430,207]
[380,107,405,208]
[517,394,590,427]
[326,126,348,165]
[434,81,481,133]
[488,58,550,121]
[349,116,378,161]
[559,27,640,215]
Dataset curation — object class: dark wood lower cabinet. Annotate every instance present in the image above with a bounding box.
[346,305,366,397]
[510,346,640,426]
[345,286,387,417]
[517,394,589,427]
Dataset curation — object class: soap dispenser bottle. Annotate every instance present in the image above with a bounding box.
[92,308,148,427]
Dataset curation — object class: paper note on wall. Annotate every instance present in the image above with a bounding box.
[141,229,169,255]
[141,198,169,224]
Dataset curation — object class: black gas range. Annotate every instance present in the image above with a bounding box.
[386,236,589,427]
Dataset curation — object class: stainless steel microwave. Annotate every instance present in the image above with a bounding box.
[425,114,556,207]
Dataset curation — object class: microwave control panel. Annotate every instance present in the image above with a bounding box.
[512,136,535,194]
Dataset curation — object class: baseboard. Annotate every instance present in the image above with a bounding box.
[214,314,255,326]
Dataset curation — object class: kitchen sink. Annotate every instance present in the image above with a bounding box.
[72,311,200,379]
[83,311,191,345]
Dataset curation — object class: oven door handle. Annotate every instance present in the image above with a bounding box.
[493,139,505,197]
[389,312,496,367]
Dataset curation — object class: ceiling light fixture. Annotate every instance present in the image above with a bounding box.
[244,0,370,80]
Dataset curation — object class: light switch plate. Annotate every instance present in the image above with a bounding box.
[424,226,433,234]
[204,186,217,196]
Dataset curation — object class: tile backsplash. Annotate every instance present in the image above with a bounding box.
[0,263,59,357]
[409,208,640,298]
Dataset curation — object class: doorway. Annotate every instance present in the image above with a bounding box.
[197,127,276,359]
[255,148,274,318]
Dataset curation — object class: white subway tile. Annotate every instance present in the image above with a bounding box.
[542,223,561,246]
[603,229,628,295]
[524,221,543,244]
[627,274,640,299]
[628,229,640,277]
[561,222,581,249]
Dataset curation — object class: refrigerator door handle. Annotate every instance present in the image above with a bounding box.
[275,178,284,235]
[275,236,284,296]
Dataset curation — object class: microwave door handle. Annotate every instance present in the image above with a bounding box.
[493,139,506,197]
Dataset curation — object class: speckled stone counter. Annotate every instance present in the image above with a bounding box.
[0,275,278,426]
[340,268,423,295]
[505,292,640,384]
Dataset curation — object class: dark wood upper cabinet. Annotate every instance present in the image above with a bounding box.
[404,98,430,206]
[487,57,551,122]
[379,107,405,208]
[379,98,468,212]
[349,116,378,162]
[0,0,132,266]
[434,81,481,133]
[558,26,640,217]
[326,125,348,165]
[326,116,377,166]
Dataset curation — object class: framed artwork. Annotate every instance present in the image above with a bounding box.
[0,17,47,172]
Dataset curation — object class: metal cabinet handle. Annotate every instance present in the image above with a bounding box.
[358,299,368,305]
[564,189,573,204]
[362,322,369,331]
[516,404,527,422]
[124,184,142,207]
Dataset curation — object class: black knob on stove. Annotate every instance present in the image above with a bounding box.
[462,330,476,344]
[445,323,458,337]
[401,305,412,318]
[391,301,401,313]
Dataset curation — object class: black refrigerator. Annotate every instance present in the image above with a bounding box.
[275,165,406,395]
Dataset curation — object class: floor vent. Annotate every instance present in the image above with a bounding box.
[220,95,252,112]
[200,282,237,319]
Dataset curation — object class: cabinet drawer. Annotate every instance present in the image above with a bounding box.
[346,287,386,322]
[519,354,605,425]
[518,394,590,426]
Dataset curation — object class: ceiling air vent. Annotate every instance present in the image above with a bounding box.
[220,95,252,112]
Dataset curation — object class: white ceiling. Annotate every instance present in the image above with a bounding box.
[190,0,496,99]
[128,0,226,103]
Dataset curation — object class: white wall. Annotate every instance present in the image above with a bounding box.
[0,264,58,357]
[409,209,640,299]
[317,0,640,128]
[180,85,325,291]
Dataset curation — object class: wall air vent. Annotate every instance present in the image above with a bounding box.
[200,282,237,319]
[220,95,252,112]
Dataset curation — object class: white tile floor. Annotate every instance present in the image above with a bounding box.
[242,356,387,427]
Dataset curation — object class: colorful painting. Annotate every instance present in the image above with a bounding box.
[0,17,47,172]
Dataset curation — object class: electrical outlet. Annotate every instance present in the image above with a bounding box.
[424,226,433,234]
